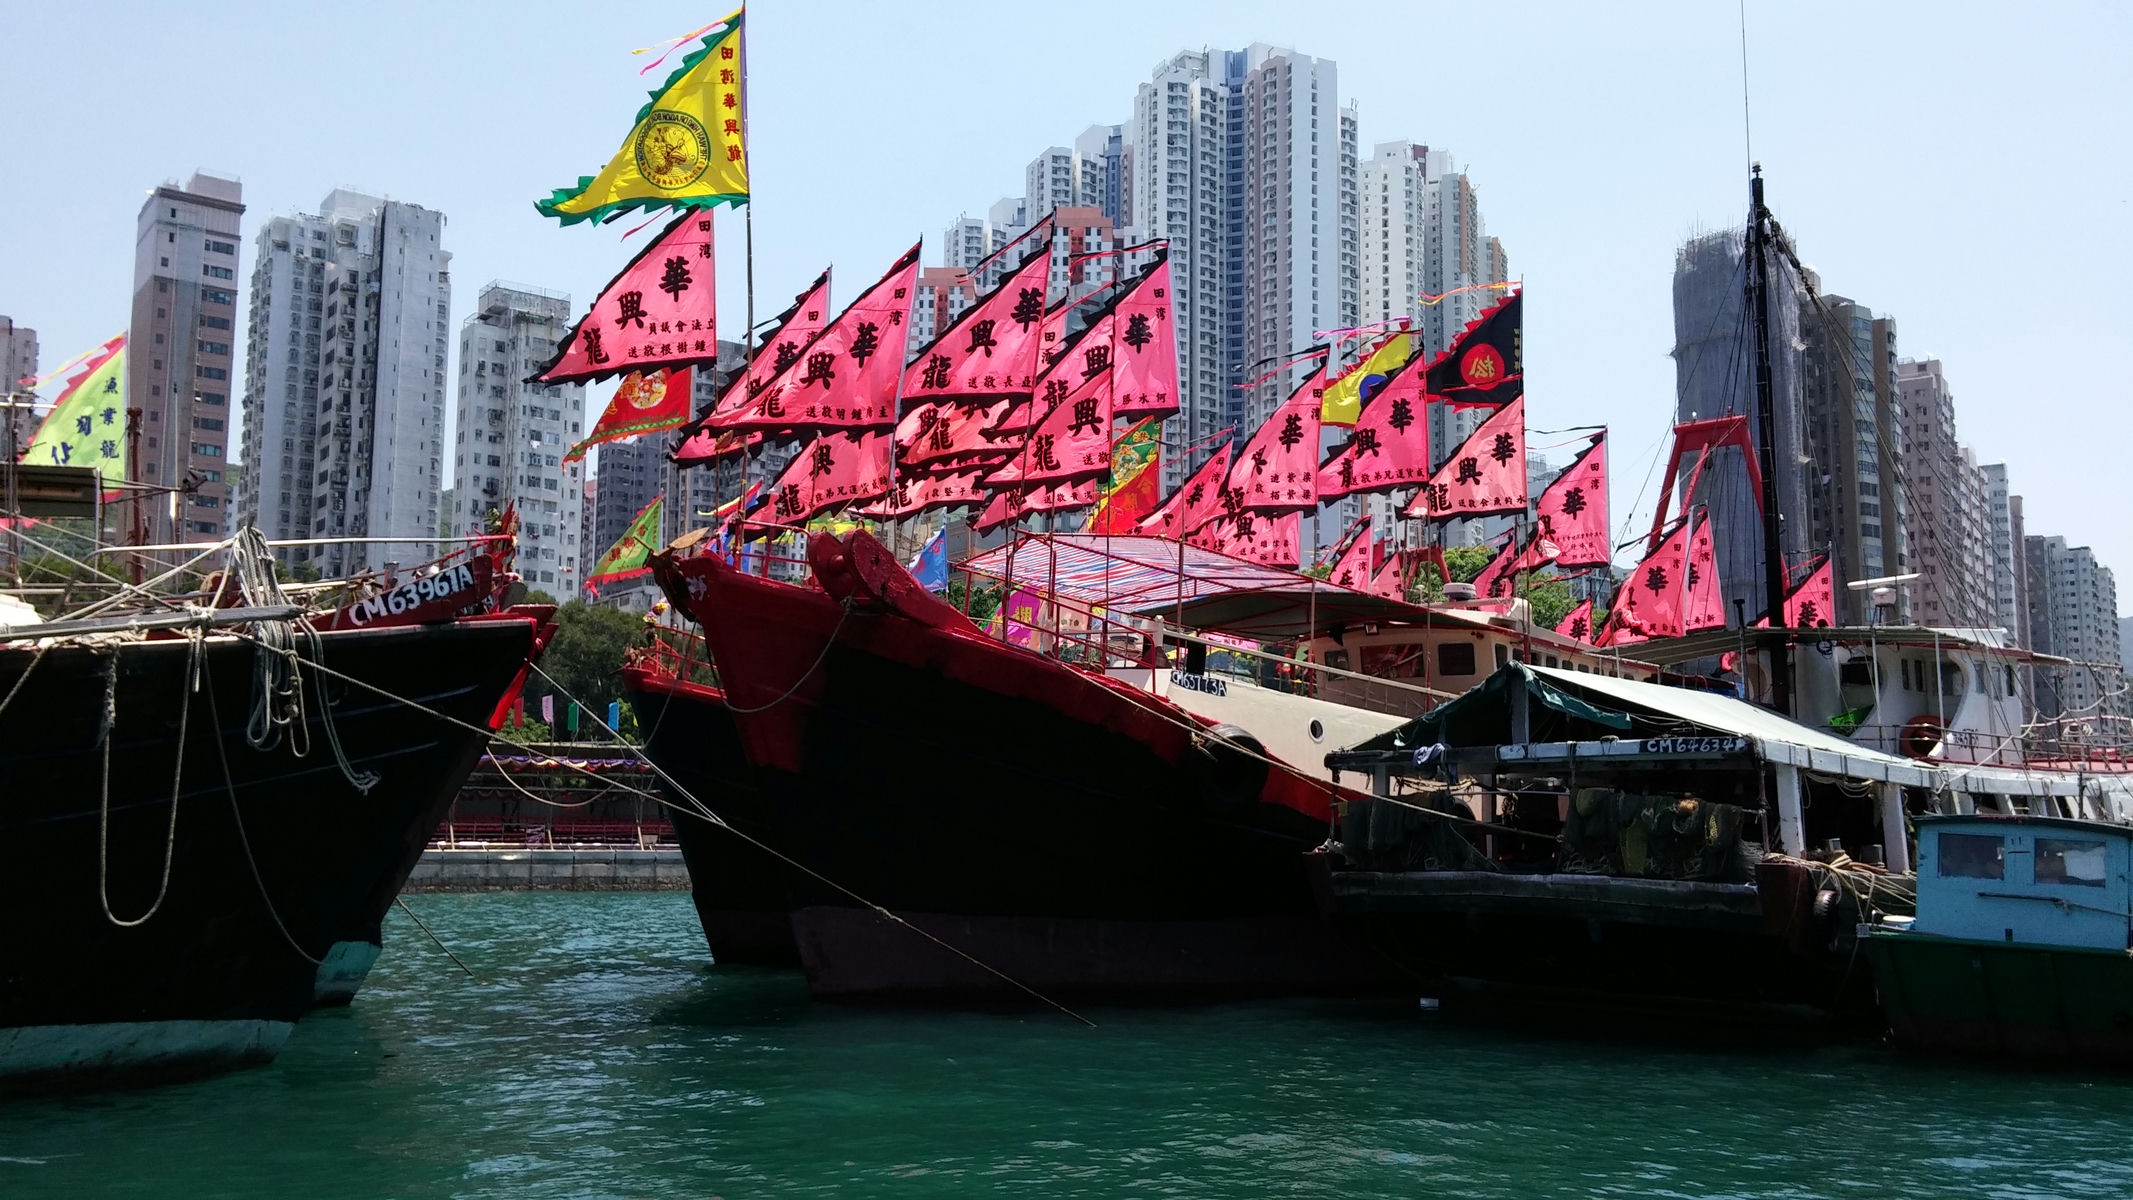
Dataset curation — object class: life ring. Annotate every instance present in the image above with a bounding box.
[1899,714,1944,760]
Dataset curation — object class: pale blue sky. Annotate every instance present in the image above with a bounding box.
[3,1,2127,609]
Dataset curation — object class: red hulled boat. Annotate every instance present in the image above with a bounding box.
[635,530,1397,1000]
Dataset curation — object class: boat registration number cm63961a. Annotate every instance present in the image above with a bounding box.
[323,559,490,630]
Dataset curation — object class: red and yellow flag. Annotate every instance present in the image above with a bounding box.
[565,367,691,463]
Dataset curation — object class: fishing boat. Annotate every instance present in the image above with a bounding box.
[642,529,1399,1000]
[0,533,550,1089]
[1863,814,2133,1064]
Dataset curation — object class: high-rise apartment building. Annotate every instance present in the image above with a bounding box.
[1800,293,1907,624]
[1895,358,1993,628]
[1,315,36,452]
[1980,462,2028,646]
[1668,231,1811,621]
[1127,45,1360,499]
[592,434,662,561]
[1130,49,1232,490]
[130,172,244,542]
[451,283,586,594]
[1358,142,1512,545]
[238,189,452,577]
[2024,534,2126,730]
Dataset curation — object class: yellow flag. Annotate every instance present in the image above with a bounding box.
[25,335,127,488]
[1320,331,1411,427]
[539,10,749,226]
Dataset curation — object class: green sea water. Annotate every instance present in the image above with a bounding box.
[6,890,2133,1198]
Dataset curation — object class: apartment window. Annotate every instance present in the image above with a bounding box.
[204,289,233,305]
[203,264,234,280]
[206,239,236,255]
[198,340,230,356]
[192,443,223,457]
[200,314,229,330]
[194,392,226,406]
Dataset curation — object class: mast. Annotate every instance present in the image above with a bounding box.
[1746,164,1790,716]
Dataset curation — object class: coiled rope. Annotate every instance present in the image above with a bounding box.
[226,529,377,794]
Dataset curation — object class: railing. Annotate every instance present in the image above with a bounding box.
[1844,721,2132,770]
[637,622,719,690]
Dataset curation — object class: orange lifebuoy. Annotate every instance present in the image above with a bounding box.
[1899,714,1944,760]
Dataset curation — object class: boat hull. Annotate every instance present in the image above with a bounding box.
[0,619,534,1089]
[1866,931,2133,1065]
[655,546,1397,1001]
[623,667,799,966]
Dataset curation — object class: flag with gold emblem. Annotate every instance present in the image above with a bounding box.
[24,334,127,488]
[538,10,749,226]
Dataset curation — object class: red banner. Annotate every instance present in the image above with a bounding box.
[1188,509,1301,567]
[1534,432,1609,567]
[761,432,892,525]
[1408,396,1527,520]
[1317,360,1431,499]
[1111,256,1179,419]
[1226,360,1328,513]
[1555,597,1596,643]
[1784,556,1835,628]
[901,248,1052,403]
[1616,518,1690,640]
[1325,519,1381,592]
[566,366,690,463]
[984,360,1112,488]
[897,399,1016,474]
[1685,515,1726,631]
[535,213,716,385]
[715,243,921,432]
[1138,444,1232,539]
[856,467,989,520]
[711,267,832,419]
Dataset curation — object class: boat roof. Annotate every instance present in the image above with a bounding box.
[954,532,1646,652]
[1626,624,2078,667]
[956,533,1438,638]
[1914,812,2133,839]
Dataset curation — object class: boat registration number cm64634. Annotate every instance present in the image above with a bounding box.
[1639,736,1750,757]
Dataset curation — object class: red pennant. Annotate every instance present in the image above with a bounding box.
[1555,597,1596,643]
[1188,510,1302,567]
[857,468,989,519]
[1226,360,1328,513]
[1534,432,1609,567]
[901,249,1052,402]
[1685,514,1726,631]
[1408,395,1528,520]
[1617,519,1690,639]
[1111,256,1179,420]
[759,432,892,525]
[1326,518,1380,591]
[566,366,691,463]
[1784,557,1835,628]
[897,399,1016,474]
[710,268,833,420]
[1138,444,1232,539]
[716,244,920,432]
[1317,359,1432,499]
[984,361,1112,488]
[535,213,716,384]
[1365,550,1407,601]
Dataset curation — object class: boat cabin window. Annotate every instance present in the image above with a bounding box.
[1436,641,1476,677]
[2035,839,2107,888]
[1840,659,1875,687]
[1545,654,1559,668]
[1324,649,1349,672]
[2005,665,2017,696]
[1493,643,1509,669]
[1937,832,2004,880]
[1361,645,1428,678]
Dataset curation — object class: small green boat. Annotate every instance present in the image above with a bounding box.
[1864,814,2133,1064]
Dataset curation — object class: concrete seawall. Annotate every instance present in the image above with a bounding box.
[405,847,689,892]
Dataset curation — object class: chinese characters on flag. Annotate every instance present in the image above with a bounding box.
[536,213,716,384]
[1109,254,1180,420]
[1138,444,1231,539]
[901,248,1053,402]
[1533,432,1609,567]
[1407,395,1528,520]
[715,243,921,432]
[1225,359,1327,513]
[1317,359,1432,499]
[759,431,892,526]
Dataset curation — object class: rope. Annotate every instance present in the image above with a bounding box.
[0,640,52,718]
[199,649,324,966]
[211,624,1097,1028]
[95,629,201,928]
[300,622,379,794]
[395,896,476,980]
[717,596,855,714]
